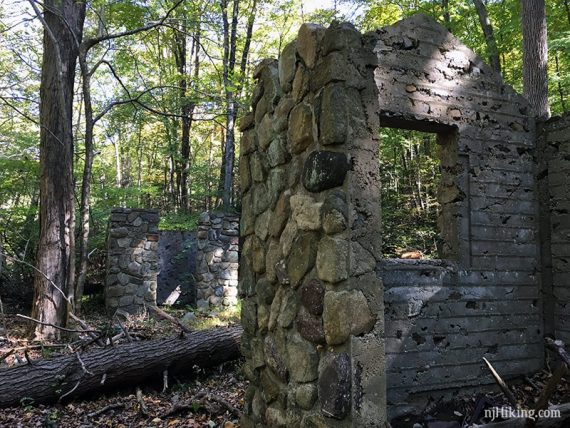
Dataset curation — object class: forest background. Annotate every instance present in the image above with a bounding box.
[0,0,569,312]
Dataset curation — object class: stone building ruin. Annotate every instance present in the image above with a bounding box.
[105,208,160,314]
[194,212,240,308]
[238,14,569,426]
[105,210,240,313]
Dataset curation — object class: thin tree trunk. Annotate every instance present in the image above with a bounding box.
[474,0,501,73]
[173,19,189,211]
[220,0,234,211]
[565,0,570,25]
[112,137,122,187]
[137,122,143,204]
[31,0,86,340]
[442,0,451,31]
[521,0,550,120]
[220,0,256,211]
[75,48,94,314]
[176,20,201,212]
[0,234,4,279]
[555,53,567,113]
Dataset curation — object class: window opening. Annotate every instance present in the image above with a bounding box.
[380,121,458,260]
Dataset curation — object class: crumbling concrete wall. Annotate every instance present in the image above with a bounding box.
[373,15,542,418]
[105,208,159,314]
[240,14,542,425]
[194,212,240,308]
[540,114,570,344]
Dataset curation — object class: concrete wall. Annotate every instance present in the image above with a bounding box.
[194,212,240,308]
[373,15,542,418]
[540,114,570,343]
[105,208,159,314]
[240,15,543,425]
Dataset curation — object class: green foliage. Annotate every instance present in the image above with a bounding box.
[1,0,570,294]
[159,211,199,231]
[380,128,440,258]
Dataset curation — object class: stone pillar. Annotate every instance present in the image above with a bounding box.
[194,212,240,308]
[239,21,385,427]
[105,208,159,314]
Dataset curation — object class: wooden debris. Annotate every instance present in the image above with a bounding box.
[87,402,125,418]
[0,325,242,407]
[483,357,519,409]
[69,313,104,346]
[136,387,148,416]
[534,363,568,411]
[144,303,192,334]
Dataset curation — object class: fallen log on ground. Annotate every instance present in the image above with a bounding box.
[0,325,242,408]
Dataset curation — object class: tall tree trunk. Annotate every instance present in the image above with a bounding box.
[474,0,501,73]
[555,53,567,113]
[442,0,451,31]
[75,48,94,314]
[32,0,86,340]
[220,0,256,211]
[112,137,122,187]
[521,0,550,120]
[220,0,237,211]
[174,18,201,212]
[565,0,570,25]
[173,20,189,211]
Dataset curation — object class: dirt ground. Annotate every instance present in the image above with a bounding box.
[2,298,570,427]
[0,299,246,428]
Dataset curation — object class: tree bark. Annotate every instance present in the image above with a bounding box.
[220,0,256,211]
[0,326,242,408]
[75,47,94,314]
[173,16,200,212]
[220,0,236,211]
[31,0,86,340]
[521,0,550,120]
[555,53,567,113]
[473,0,501,73]
[442,0,451,31]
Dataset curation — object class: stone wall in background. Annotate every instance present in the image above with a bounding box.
[239,14,541,426]
[540,114,570,344]
[194,212,240,308]
[105,208,159,314]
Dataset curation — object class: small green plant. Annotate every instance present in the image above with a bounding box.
[48,408,59,422]
[20,396,35,410]
[192,401,201,412]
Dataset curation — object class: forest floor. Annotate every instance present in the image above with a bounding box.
[2,297,570,427]
[0,297,246,428]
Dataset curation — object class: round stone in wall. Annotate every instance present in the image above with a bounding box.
[302,151,350,193]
